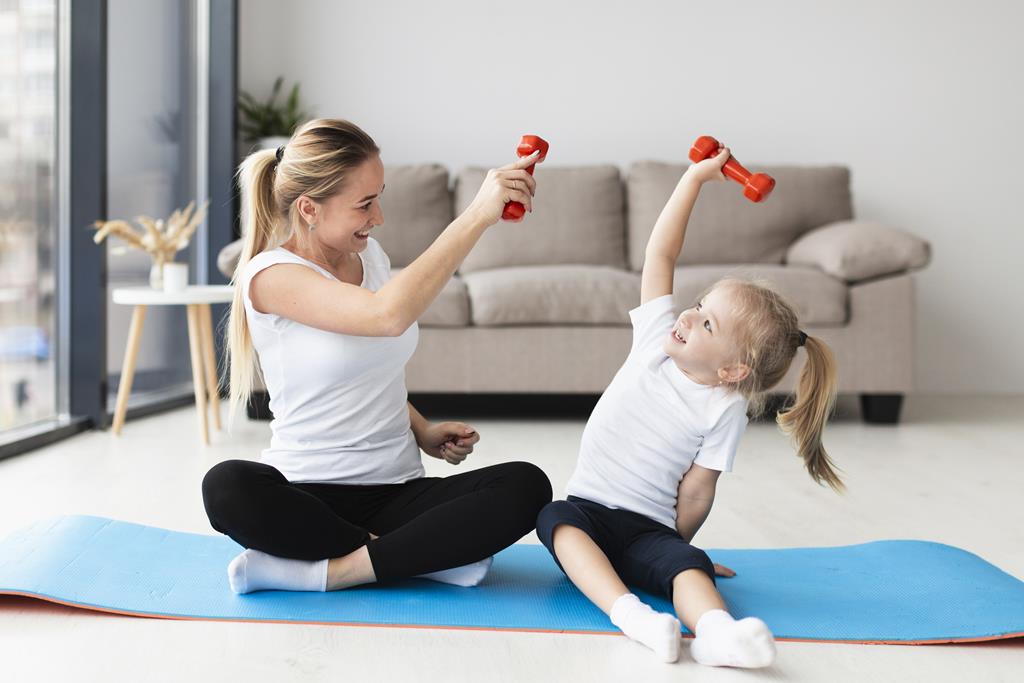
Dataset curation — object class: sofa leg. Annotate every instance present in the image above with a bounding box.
[246,390,272,420]
[860,394,903,424]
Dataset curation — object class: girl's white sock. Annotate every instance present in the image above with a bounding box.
[227,549,328,594]
[416,556,493,587]
[609,593,682,662]
[690,609,776,668]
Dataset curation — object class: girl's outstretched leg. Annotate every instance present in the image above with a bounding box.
[552,524,681,662]
[672,569,776,668]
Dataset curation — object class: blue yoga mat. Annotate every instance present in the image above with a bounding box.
[1,515,1022,644]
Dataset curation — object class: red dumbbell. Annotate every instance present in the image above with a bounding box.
[688,135,775,203]
[502,134,550,221]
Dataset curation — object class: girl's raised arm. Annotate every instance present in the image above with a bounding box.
[640,147,730,305]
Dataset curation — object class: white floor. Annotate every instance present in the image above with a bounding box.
[0,396,1021,682]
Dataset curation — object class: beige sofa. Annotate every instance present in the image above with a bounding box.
[219,160,930,423]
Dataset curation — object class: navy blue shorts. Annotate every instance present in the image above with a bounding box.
[536,496,716,599]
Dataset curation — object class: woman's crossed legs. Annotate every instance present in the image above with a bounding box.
[202,459,551,592]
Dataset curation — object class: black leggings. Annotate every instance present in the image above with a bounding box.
[202,459,552,582]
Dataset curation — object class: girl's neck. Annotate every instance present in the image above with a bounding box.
[671,358,719,387]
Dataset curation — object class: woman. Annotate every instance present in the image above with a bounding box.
[202,119,552,593]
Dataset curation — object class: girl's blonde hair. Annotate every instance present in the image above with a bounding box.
[225,118,379,425]
[712,278,844,492]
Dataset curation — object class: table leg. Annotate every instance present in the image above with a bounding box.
[199,303,222,430]
[111,304,147,435]
[186,304,210,445]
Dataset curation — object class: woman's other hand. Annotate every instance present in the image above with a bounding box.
[418,421,481,465]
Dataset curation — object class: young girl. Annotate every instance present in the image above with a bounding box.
[537,144,842,667]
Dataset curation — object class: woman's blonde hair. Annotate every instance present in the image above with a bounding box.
[225,118,379,426]
[712,278,844,492]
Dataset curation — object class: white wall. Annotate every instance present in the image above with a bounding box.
[239,0,1024,394]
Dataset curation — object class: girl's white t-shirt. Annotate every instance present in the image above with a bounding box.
[566,294,749,529]
[239,238,424,485]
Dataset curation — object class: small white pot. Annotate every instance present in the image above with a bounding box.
[162,262,189,292]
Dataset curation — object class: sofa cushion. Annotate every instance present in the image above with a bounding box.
[462,265,640,326]
[672,265,848,326]
[373,164,452,267]
[391,268,470,327]
[627,162,853,270]
[786,220,931,283]
[454,165,627,273]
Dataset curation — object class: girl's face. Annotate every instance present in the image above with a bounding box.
[300,155,386,255]
[663,285,751,386]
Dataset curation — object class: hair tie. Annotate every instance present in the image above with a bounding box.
[275,145,285,163]
[798,330,808,347]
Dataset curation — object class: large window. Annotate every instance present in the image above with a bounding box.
[0,0,59,434]
[0,0,235,458]
[105,0,205,411]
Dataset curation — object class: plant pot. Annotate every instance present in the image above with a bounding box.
[162,262,189,292]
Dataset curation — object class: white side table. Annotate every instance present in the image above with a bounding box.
[111,285,234,444]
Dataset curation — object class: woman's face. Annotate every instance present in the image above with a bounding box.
[304,154,385,254]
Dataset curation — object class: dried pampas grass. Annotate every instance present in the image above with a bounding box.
[93,201,209,266]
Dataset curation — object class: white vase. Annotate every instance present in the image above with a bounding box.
[162,262,189,292]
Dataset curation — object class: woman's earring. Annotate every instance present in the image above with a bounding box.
[308,223,316,231]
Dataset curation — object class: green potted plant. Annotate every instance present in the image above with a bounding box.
[238,76,311,150]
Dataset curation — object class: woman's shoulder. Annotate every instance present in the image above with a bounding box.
[242,247,315,279]
[245,246,301,268]
[238,248,325,303]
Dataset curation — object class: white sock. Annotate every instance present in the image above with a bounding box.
[416,556,493,587]
[609,593,682,663]
[690,609,776,668]
[227,549,328,594]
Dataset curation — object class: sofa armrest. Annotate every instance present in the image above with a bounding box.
[217,239,244,279]
[786,220,930,283]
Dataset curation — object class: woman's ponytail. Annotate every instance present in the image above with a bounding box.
[225,148,280,427]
